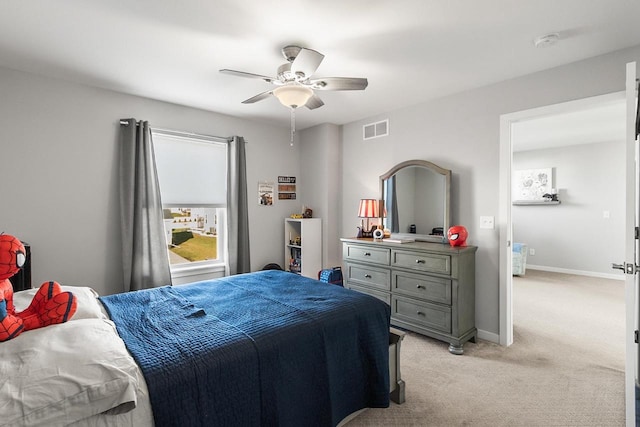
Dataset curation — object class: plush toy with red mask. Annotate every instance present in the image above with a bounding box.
[447,225,468,247]
[0,234,77,342]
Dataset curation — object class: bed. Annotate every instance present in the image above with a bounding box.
[1,270,403,427]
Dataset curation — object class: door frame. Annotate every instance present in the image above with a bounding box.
[498,91,626,347]
[623,61,637,427]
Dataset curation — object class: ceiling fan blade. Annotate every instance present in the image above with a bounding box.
[310,77,368,91]
[290,48,325,79]
[220,69,276,84]
[242,90,273,104]
[305,94,324,110]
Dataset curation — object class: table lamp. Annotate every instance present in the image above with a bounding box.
[357,199,381,238]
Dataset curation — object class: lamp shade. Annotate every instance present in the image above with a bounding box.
[273,84,313,109]
[358,199,380,218]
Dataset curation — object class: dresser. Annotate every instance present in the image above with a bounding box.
[341,237,477,355]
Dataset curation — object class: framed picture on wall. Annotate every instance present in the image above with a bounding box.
[278,176,296,200]
[513,168,553,201]
[258,182,274,206]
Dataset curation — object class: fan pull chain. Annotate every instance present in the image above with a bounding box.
[290,107,296,147]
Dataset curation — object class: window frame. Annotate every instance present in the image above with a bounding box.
[151,129,229,280]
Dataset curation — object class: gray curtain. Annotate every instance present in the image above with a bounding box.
[227,136,251,274]
[119,119,172,291]
[386,175,400,232]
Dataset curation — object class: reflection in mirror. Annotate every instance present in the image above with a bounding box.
[380,160,451,243]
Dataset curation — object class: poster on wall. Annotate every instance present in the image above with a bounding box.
[278,192,296,200]
[278,176,296,200]
[513,168,553,201]
[258,182,274,206]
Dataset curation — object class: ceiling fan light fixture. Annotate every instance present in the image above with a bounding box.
[273,84,313,109]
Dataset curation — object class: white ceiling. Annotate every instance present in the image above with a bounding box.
[1,0,639,132]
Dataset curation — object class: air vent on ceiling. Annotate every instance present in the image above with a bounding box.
[363,119,389,140]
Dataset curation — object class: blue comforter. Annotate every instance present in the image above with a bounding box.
[100,270,390,427]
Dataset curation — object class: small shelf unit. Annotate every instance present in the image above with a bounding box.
[284,218,322,279]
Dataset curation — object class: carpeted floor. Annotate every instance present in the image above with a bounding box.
[347,269,625,426]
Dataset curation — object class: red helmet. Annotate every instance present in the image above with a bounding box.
[447,225,468,247]
[0,234,26,280]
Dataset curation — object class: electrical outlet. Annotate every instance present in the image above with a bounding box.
[529,248,535,256]
[480,216,495,229]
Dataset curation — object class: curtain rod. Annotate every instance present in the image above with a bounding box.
[119,120,243,143]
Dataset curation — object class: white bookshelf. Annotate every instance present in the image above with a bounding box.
[284,218,322,279]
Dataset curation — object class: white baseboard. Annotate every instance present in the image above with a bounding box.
[477,329,500,344]
[526,264,624,281]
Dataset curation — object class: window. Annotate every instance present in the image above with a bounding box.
[152,130,228,276]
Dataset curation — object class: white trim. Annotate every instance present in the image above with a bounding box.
[151,126,231,144]
[623,61,637,427]
[498,113,513,346]
[170,262,227,286]
[525,265,625,281]
[477,328,500,344]
[499,91,625,348]
[170,262,226,278]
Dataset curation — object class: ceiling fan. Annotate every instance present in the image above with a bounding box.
[220,45,368,110]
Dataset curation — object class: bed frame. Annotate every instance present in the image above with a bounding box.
[338,327,405,426]
[389,327,405,404]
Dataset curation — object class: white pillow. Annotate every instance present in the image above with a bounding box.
[12,285,106,321]
[0,318,140,426]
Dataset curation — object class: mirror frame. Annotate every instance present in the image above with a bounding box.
[380,159,451,243]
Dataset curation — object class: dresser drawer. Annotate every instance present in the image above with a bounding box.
[392,250,451,275]
[345,263,391,291]
[392,295,451,334]
[348,284,391,305]
[345,244,391,266]
[392,271,452,305]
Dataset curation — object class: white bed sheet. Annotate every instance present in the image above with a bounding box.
[2,287,154,427]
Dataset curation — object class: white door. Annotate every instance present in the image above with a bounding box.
[617,61,638,426]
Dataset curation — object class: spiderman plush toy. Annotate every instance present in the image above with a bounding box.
[0,234,77,342]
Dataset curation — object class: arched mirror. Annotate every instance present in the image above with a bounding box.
[380,160,451,243]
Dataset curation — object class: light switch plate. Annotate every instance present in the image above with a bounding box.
[480,216,495,229]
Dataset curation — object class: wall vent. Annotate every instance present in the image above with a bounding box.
[363,119,389,140]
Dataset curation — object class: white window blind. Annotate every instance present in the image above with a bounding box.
[152,133,227,206]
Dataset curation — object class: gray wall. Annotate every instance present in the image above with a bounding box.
[1,44,638,339]
[0,66,296,297]
[298,123,342,269]
[513,141,625,277]
[338,45,640,338]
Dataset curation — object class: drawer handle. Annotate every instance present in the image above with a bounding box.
[416,311,425,316]
[416,285,425,289]
[364,252,372,256]
[415,259,426,264]
[364,274,372,279]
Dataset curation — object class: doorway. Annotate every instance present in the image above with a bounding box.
[511,98,626,279]
[499,91,626,347]
[498,91,629,422]
[499,92,626,418]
